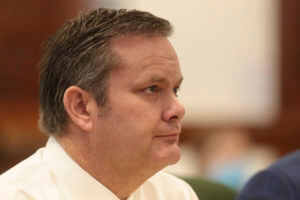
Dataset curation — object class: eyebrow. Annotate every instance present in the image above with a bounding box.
[142,75,184,86]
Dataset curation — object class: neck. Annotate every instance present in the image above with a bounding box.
[55,132,162,200]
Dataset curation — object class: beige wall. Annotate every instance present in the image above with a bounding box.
[92,0,280,127]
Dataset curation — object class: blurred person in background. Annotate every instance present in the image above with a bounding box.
[199,128,276,191]
[0,8,198,200]
[237,150,300,200]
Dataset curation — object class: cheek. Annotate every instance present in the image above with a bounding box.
[112,105,161,143]
[108,93,164,135]
[128,105,161,128]
[115,97,161,121]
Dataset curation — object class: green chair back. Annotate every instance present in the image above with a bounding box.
[182,177,237,200]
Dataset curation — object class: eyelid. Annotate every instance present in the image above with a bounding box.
[143,84,181,96]
[144,85,159,94]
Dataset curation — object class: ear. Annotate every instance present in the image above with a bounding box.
[63,86,96,132]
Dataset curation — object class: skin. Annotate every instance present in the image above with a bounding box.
[57,35,185,200]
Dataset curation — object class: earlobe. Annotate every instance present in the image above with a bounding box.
[63,86,94,132]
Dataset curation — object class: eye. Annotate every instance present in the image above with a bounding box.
[145,85,159,94]
[173,87,180,97]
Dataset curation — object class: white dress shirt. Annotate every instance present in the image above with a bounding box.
[0,137,199,200]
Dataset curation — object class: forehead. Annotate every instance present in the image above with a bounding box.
[109,35,182,81]
[111,34,178,61]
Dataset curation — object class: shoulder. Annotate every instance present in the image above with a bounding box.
[271,150,300,170]
[0,149,51,199]
[268,150,300,189]
[237,169,293,200]
[140,171,198,200]
[237,150,300,200]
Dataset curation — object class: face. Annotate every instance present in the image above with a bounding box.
[91,35,185,171]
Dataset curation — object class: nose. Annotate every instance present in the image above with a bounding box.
[162,97,185,122]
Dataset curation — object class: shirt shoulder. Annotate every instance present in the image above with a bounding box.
[0,149,58,200]
[270,150,300,179]
[136,171,198,200]
[237,166,297,200]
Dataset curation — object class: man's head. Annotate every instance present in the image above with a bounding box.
[39,8,185,175]
[39,8,173,135]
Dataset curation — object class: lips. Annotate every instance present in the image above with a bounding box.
[155,133,179,137]
[155,124,181,138]
[154,130,181,138]
[154,133,180,144]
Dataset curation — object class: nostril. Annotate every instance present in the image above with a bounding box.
[170,115,179,120]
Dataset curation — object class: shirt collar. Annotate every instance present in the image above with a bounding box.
[42,137,122,200]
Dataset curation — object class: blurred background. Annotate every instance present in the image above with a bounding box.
[0,0,299,192]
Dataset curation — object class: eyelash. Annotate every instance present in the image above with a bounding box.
[145,86,159,94]
[145,86,180,96]
[173,87,180,97]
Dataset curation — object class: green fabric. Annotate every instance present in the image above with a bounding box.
[182,177,237,200]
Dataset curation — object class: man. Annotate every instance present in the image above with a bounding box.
[236,150,300,200]
[0,8,198,200]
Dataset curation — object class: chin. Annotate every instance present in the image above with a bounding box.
[154,144,181,167]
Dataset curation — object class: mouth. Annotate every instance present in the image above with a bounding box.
[154,133,180,144]
[154,132,181,142]
[155,133,180,138]
[154,125,181,140]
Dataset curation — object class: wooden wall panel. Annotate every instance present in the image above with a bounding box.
[0,0,83,97]
[0,0,84,173]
